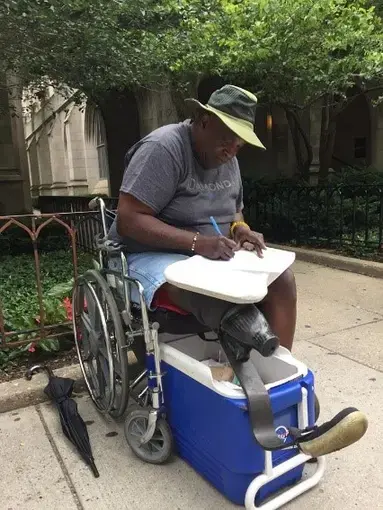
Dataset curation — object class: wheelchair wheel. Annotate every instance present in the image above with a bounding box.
[73,269,129,418]
[124,408,173,464]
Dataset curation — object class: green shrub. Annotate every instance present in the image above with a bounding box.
[0,223,71,256]
[331,165,383,186]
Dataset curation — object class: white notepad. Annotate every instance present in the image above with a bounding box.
[164,247,296,304]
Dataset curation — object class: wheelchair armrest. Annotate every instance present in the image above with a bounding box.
[95,234,123,253]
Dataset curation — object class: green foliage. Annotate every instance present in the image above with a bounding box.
[0,0,190,97]
[331,165,383,185]
[0,223,70,256]
[1,0,382,105]
[0,250,90,332]
[164,0,383,181]
[169,0,383,108]
[369,0,383,19]
[0,250,93,367]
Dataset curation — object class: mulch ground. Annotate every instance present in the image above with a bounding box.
[0,347,79,383]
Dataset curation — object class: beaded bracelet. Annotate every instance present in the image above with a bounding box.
[191,232,200,253]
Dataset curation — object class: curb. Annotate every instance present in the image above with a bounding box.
[269,244,383,279]
[0,364,85,414]
[0,352,139,413]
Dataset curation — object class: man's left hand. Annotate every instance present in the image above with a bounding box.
[234,225,266,257]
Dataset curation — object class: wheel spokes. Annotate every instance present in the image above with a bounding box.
[80,312,103,356]
[73,270,129,417]
[85,284,101,329]
[96,355,112,400]
[128,418,165,453]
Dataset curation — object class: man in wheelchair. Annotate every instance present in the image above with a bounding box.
[108,84,367,459]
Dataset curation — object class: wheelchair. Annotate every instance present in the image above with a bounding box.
[73,197,325,509]
[73,197,214,459]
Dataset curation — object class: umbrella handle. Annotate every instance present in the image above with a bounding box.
[25,364,54,381]
[90,461,100,478]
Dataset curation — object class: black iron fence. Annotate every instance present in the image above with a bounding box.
[37,196,118,254]
[37,195,118,214]
[36,186,383,255]
[243,181,383,254]
[0,211,100,349]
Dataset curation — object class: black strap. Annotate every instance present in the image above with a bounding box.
[220,335,285,451]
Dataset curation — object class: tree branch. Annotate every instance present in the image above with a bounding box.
[289,109,313,176]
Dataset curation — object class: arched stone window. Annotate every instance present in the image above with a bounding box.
[85,104,109,180]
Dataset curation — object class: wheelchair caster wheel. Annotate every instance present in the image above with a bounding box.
[124,408,173,464]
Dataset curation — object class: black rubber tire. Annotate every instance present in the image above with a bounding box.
[124,408,173,465]
[73,269,129,418]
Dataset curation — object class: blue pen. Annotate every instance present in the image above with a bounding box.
[210,216,223,236]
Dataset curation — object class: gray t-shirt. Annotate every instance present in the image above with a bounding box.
[108,120,243,253]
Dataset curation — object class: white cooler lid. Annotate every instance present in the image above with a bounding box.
[164,247,296,304]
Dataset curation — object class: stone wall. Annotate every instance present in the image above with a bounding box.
[135,87,179,137]
[0,74,31,215]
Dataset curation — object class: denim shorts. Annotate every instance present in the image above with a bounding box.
[108,252,189,309]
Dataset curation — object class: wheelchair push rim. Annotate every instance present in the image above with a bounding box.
[73,269,129,418]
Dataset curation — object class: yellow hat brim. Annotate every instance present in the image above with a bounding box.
[186,99,266,150]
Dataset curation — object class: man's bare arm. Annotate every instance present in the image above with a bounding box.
[234,211,245,222]
[116,193,196,251]
[116,193,238,260]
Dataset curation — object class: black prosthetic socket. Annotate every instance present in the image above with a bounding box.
[220,304,279,361]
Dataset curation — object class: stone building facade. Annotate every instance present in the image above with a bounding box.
[23,87,109,199]
[23,82,383,201]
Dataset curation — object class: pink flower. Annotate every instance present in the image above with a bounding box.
[28,343,36,353]
[63,297,73,321]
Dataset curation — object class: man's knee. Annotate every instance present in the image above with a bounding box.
[163,283,185,304]
[268,268,297,301]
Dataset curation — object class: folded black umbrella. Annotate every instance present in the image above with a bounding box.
[26,364,99,477]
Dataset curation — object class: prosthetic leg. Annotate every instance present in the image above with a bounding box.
[220,304,286,451]
[219,304,368,457]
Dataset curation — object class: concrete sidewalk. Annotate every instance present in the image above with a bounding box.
[1,260,383,510]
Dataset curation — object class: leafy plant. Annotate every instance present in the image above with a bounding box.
[0,222,70,256]
[0,250,93,368]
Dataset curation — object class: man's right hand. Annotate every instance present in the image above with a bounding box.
[116,194,240,259]
[195,235,239,260]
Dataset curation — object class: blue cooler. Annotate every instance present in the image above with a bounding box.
[159,334,325,509]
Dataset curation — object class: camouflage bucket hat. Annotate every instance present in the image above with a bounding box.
[185,84,265,150]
